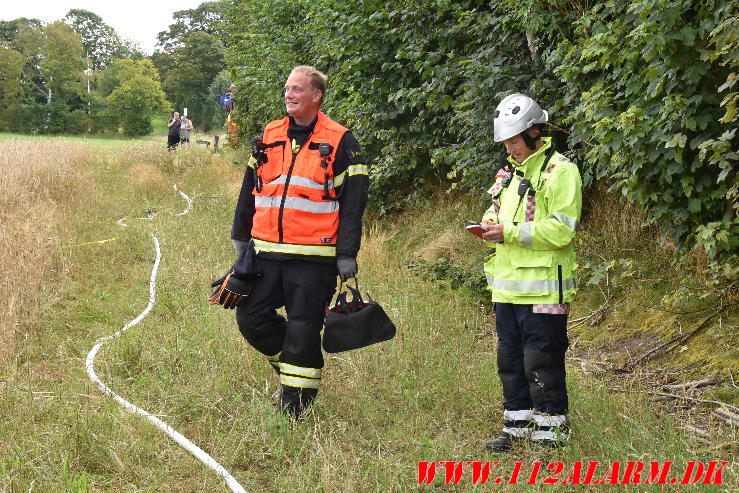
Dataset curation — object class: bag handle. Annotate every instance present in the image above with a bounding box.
[335,290,350,313]
[332,277,365,313]
[345,278,364,309]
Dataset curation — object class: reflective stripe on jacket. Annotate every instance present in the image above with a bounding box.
[482,138,582,304]
[250,112,347,255]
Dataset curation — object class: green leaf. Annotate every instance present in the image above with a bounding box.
[665,133,687,148]
[687,198,702,213]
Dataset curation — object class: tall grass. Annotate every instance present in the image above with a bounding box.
[0,139,94,366]
[0,137,735,492]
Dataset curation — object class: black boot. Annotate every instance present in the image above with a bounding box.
[486,409,534,451]
[485,432,515,452]
[280,386,317,420]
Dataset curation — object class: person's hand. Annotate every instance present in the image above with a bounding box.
[481,219,495,229]
[337,256,358,282]
[481,223,505,243]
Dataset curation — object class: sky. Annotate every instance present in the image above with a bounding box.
[1,1,208,54]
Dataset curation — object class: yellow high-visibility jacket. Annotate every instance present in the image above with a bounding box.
[483,138,582,306]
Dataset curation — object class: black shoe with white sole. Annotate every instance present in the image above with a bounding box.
[485,432,517,452]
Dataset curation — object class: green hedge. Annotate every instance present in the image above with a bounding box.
[224,0,737,268]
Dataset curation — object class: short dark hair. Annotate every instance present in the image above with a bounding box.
[521,124,546,150]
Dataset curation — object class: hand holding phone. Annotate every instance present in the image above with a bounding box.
[466,222,486,239]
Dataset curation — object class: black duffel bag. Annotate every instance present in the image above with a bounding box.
[322,279,396,353]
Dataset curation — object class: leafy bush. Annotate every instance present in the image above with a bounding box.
[120,114,152,137]
[405,257,491,308]
[224,0,737,269]
[18,102,84,134]
[551,0,737,265]
[106,59,169,137]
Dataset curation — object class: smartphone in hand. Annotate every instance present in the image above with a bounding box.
[466,221,486,239]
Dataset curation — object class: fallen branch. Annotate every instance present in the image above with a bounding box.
[568,356,614,375]
[626,305,727,368]
[632,301,732,316]
[642,390,739,414]
[698,440,739,453]
[568,295,613,329]
[664,378,713,391]
[629,331,686,367]
[682,423,710,438]
[714,407,739,427]
[684,434,711,445]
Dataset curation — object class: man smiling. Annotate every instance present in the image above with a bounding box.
[283,70,320,124]
[227,66,369,419]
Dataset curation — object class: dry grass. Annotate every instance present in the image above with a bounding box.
[0,139,93,366]
[112,141,222,175]
[128,164,168,193]
[414,231,459,262]
[579,182,653,252]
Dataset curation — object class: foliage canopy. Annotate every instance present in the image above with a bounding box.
[107,59,170,136]
[223,0,737,269]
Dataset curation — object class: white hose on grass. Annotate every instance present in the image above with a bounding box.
[86,233,246,492]
[174,184,193,216]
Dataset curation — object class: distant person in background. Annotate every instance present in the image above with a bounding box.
[180,116,193,144]
[167,112,181,150]
[479,94,582,452]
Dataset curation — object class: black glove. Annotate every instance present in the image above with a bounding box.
[336,256,358,282]
[209,271,252,309]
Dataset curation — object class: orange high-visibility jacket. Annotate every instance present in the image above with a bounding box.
[251,112,347,256]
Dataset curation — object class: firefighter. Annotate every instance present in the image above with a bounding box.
[227,66,369,419]
[480,94,582,451]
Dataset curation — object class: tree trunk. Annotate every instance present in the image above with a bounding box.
[526,30,539,60]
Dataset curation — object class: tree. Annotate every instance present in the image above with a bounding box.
[0,46,25,130]
[64,9,142,71]
[106,59,169,136]
[40,21,85,106]
[149,50,177,98]
[552,0,737,265]
[12,23,46,105]
[225,0,313,140]
[206,70,233,131]
[0,18,42,44]
[223,0,736,270]
[156,1,227,52]
[152,2,227,122]
[163,31,224,129]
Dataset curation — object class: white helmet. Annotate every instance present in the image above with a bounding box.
[493,93,548,142]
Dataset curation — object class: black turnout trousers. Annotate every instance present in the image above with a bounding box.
[235,257,337,372]
[495,302,569,415]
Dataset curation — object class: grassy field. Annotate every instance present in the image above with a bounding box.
[151,115,169,136]
[0,135,736,492]
[0,124,219,149]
